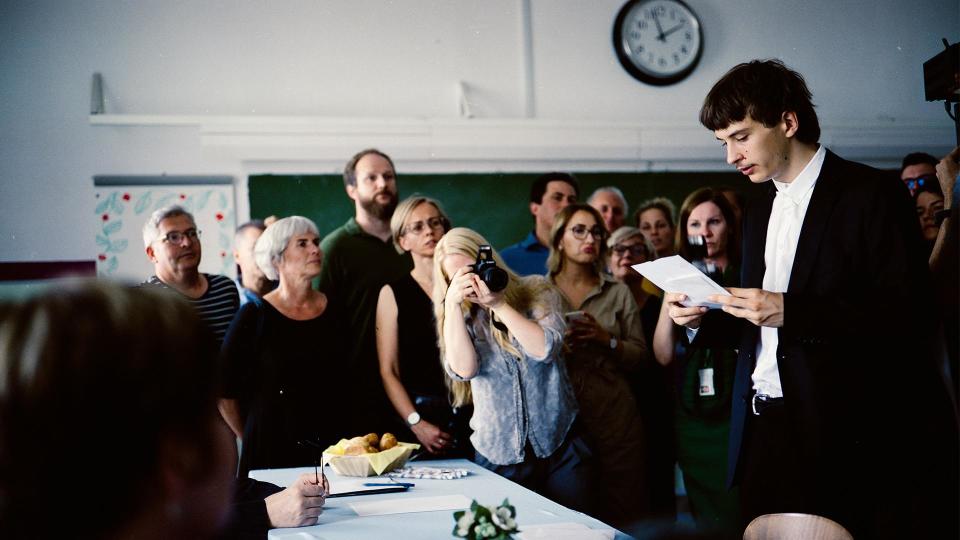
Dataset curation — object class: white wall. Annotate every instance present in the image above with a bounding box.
[1,0,957,263]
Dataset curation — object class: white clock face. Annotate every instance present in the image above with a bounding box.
[616,0,702,83]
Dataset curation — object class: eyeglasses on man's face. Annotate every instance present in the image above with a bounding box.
[403,216,448,236]
[158,228,201,244]
[568,224,605,240]
[611,244,647,257]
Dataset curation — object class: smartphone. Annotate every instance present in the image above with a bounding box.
[564,310,587,323]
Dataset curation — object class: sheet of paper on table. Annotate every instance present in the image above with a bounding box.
[632,255,730,309]
[517,522,615,539]
[349,494,473,516]
[250,468,395,496]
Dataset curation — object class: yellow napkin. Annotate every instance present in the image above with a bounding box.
[324,440,420,475]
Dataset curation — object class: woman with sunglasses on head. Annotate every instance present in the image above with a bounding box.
[546,204,650,527]
[652,187,741,534]
[434,227,597,516]
[220,216,349,478]
[376,195,472,458]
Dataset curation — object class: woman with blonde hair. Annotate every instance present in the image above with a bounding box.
[376,195,471,457]
[547,204,649,527]
[434,227,595,515]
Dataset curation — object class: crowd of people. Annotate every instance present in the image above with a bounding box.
[1,58,957,539]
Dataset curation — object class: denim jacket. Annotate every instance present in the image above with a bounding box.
[446,277,578,465]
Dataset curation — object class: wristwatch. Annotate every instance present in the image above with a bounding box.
[935,208,953,227]
[406,411,422,426]
[609,336,619,350]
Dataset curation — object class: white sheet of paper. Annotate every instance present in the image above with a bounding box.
[349,494,472,516]
[517,522,615,540]
[632,255,730,308]
[250,467,388,496]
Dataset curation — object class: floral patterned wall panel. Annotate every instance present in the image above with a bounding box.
[93,177,236,282]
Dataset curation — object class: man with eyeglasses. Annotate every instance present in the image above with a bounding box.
[319,148,413,434]
[142,205,239,346]
[501,172,579,276]
[900,151,939,196]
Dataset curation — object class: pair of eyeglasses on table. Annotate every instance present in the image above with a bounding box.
[297,439,413,498]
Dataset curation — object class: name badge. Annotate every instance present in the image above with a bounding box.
[698,368,715,396]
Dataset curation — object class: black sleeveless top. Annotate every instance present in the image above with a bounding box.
[391,274,447,398]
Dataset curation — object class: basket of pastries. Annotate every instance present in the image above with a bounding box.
[322,432,419,477]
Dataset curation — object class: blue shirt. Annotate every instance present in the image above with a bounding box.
[235,279,263,307]
[445,277,578,466]
[500,231,549,276]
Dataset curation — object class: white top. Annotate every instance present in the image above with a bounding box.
[751,145,826,397]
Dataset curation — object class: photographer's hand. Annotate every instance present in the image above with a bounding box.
[445,267,477,307]
[470,274,506,310]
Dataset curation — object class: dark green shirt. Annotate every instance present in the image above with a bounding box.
[318,217,412,423]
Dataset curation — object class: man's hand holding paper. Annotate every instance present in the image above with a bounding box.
[708,287,784,328]
[632,255,731,309]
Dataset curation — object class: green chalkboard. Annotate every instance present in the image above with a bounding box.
[249,172,754,249]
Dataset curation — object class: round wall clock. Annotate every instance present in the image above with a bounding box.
[612,0,704,86]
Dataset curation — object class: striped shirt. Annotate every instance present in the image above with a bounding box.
[143,273,240,345]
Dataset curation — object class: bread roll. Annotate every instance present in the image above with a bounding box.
[348,436,368,447]
[380,432,397,451]
[343,443,368,456]
[364,432,380,448]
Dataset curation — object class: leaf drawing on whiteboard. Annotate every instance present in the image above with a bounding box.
[135,192,153,214]
[103,220,122,236]
[109,239,128,253]
[196,190,212,211]
[95,193,114,215]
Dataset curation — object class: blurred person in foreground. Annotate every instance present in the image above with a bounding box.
[0,283,328,539]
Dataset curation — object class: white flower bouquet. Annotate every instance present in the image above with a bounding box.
[452,499,518,539]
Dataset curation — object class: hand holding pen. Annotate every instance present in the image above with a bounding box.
[264,472,329,528]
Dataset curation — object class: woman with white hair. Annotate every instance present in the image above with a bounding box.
[220,216,348,477]
[434,227,596,516]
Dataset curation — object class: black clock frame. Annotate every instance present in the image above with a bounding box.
[612,0,704,86]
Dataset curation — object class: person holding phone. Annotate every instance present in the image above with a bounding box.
[652,187,741,534]
[433,227,596,516]
[546,204,650,528]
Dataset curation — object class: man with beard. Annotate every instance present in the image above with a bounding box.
[319,148,412,433]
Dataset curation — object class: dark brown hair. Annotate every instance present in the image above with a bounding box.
[0,282,222,537]
[700,59,820,144]
[343,148,396,188]
[677,187,741,268]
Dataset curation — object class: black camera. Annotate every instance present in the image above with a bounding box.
[686,235,721,283]
[472,245,508,292]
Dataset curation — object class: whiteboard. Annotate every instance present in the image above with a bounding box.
[93,177,237,282]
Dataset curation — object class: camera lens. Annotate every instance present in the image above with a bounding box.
[481,266,508,292]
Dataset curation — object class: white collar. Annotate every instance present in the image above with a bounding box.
[772,145,826,204]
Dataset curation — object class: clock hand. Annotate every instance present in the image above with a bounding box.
[652,12,665,41]
[661,22,685,39]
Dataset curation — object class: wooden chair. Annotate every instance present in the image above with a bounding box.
[743,513,854,540]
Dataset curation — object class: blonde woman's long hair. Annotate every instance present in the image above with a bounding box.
[432,228,553,407]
